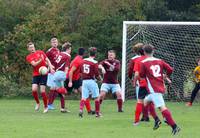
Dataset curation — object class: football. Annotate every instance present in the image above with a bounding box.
[39,66,48,75]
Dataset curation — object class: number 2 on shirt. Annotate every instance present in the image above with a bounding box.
[83,64,90,74]
[150,65,161,77]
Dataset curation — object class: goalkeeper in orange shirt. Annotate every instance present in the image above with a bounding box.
[186,58,200,107]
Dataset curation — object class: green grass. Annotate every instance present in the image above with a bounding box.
[0,99,199,138]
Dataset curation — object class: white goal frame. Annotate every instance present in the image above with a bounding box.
[121,21,200,102]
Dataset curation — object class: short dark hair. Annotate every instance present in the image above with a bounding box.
[108,50,116,54]
[132,43,144,55]
[143,44,154,54]
[89,47,97,57]
[27,42,34,48]
[78,47,85,56]
[62,42,71,51]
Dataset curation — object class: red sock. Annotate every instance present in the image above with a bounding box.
[32,91,40,104]
[135,102,143,122]
[95,100,100,114]
[149,103,158,120]
[41,92,48,108]
[80,99,85,112]
[117,99,123,111]
[85,99,91,112]
[143,105,149,119]
[162,109,176,127]
[51,90,58,104]
[48,90,54,104]
[59,94,65,109]
[100,99,103,104]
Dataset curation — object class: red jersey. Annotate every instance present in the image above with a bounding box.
[55,52,71,71]
[100,59,120,84]
[140,57,173,93]
[81,58,99,80]
[128,55,141,79]
[133,55,147,87]
[46,47,60,67]
[68,55,83,80]
[26,50,47,76]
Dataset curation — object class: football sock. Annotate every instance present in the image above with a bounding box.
[162,109,176,128]
[32,91,40,104]
[59,94,65,109]
[48,90,54,104]
[135,102,143,122]
[95,100,100,114]
[190,84,200,103]
[100,99,103,104]
[143,105,149,119]
[80,99,85,112]
[85,99,91,112]
[41,92,48,108]
[51,90,58,104]
[149,103,158,120]
[117,99,123,111]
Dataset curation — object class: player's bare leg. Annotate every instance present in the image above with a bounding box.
[116,92,123,112]
[99,91,106,105]
[40,85,48,113]
[32,84,40,111]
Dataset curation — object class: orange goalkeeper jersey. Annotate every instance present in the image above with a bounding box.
[194,66,200,83]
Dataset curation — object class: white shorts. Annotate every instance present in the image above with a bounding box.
[82,79,99,99]
[144,93,165,108]
[100,83,121,93]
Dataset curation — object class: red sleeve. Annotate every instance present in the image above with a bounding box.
[26,55,32,63]
[65,56,71,68]
[163,61,173,76]
[133,61,140,73]
[139,62,146,78]
[128,59,134,79]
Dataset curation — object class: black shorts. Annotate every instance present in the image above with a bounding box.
[32,75,47,86]
[138,87,148,99]
[65,78,82,91]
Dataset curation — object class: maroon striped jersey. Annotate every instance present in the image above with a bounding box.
[46,47,60,67]
[100,59,120,84]
[81,58,99,80]
[140,57,173,93]
[55,52,71,71]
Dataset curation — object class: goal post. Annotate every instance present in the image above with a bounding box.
[121,21,200,102]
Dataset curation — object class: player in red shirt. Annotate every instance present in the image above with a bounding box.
[26,42,54,113]
[79,47,102,118]
[140,44,180,135]
[47,42,71,113]
[128,43,143,80]
[98,50,123,112]
[46,37,60,110]
[132,44,160,126]
[66,48,94,114]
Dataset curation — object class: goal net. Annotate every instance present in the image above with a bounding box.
[121,21,200,101]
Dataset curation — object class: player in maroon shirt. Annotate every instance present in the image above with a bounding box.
[98,50,123,112]
[140,44,180,135]
[66,48,94,114]
[26,42,54,113]
[46,37,60,110]
[79,47,102,117]
[132,44,160,126]
[51,42,71,113]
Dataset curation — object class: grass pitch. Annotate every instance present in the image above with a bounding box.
[0,99,199,138]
